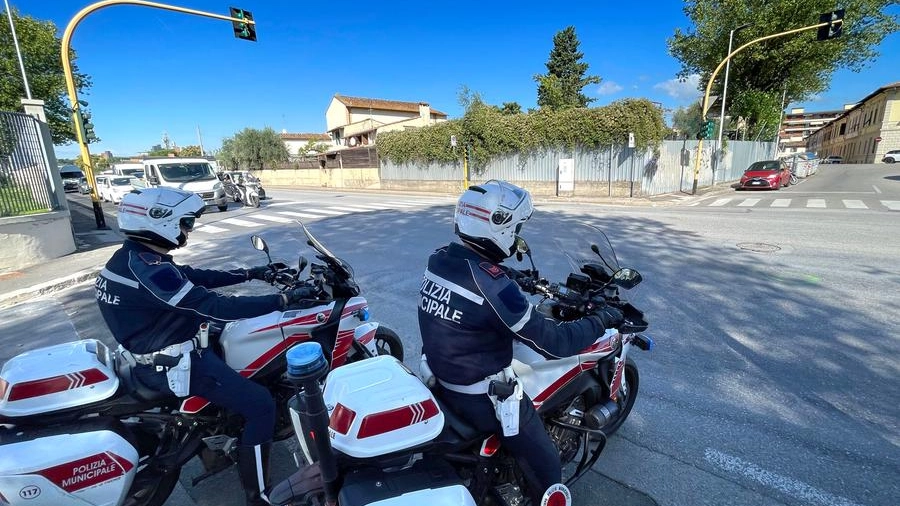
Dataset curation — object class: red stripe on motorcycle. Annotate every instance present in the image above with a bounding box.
[35,452,131,493]
[532,363,593,404]
[340,302,368,318]
[357,399,440,439]
[479,434,501,456]
[7,368,109,401]
[330,330,356,368]
[179,332,313,414]
[251,312,329,333]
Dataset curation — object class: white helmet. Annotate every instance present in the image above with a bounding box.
[455,180,534,261]
[117,187,205,249]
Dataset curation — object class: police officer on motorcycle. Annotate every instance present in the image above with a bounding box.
[418,180,624,505]
[97,187,311,505]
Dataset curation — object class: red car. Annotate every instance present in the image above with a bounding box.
[738,160,791,190]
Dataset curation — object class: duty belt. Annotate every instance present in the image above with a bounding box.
[120,341,194,366]
[438,370,506,395]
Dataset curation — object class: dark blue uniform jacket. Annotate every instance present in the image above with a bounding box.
[96,239,283,354]
[418,242,605,386]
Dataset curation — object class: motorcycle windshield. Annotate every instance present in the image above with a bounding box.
[298,221,355,279]
[553,224,620,279]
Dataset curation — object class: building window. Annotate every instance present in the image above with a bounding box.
[839,123,846,135]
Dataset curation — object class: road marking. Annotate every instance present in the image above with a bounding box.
[194,224,228,233]
[221,218,262,227]
[334,205,380,212]
[842,200,867,209]
[317,208,351,215]
[881,200,900,211]
[709,198,732,207]
[277,211,329,219]
[737,198,760,207]
[267,201,302,207]
[770,199,791,207]
[807,199,827,208]
[704,448,864,506]
[252,214,294,223]
[343,203,391,210]
[381,201,419,207]
[872,185,882,194]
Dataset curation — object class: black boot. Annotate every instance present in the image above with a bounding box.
[237,443,271,506]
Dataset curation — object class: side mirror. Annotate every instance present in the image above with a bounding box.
[251,235,273,264]
[298,256,308,274]
[148,176,159,185]
[612,268,642,290]
[514,236,529,262]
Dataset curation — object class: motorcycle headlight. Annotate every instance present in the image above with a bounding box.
[213,182,222,190]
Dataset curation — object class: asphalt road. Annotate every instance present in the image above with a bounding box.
[2,163,897,506]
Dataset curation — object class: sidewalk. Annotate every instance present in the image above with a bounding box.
[0,185,734,308]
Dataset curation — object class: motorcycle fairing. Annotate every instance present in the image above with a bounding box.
[0,428,139,506]
[323,356,445,459]
[0,340,119,419]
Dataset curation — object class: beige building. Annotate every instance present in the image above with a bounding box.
[280,132,331,158]
[324,94,448,149]
[806,82,900,163]
[777,107,845,157]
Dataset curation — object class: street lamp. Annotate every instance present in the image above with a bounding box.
[714,23,751,171]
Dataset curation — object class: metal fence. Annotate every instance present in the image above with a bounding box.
[381,140,776,196]
[0,112,58,217]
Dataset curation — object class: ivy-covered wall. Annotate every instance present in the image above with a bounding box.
[376,98,668,170]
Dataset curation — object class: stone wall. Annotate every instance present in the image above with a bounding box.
[0,211,76,273]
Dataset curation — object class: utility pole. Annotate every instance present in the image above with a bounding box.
[773,85,788,158]
[4,0,31,99]
[60,0,257,229]
[714,23,751,185]
[691,12,844,194]
[197,125,205,156]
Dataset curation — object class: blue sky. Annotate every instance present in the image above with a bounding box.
[11,1,899,159]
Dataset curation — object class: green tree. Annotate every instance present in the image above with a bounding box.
[218,127,289,171]
[498,102,523,115]
[671,102,704,137]
[0,8,98,145]
[668,0,898,132]
[178,145,202,157]
[534,26,601,110]
[74,154,109,172]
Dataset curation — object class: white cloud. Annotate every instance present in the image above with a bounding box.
[596,81,623,95]
[653,74,702,103]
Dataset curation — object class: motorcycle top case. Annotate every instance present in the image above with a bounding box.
[324,355,444,458]
[0,340,119,419]
[0,424,139,506]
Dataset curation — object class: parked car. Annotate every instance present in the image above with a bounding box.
[78,177,91,194]
[97,176,138,203]
[820,156,843,164]
[883,150,899,164]
[59,165,84,193]
[738,160,792,190]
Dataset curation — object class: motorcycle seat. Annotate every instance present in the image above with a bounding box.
[433,394,481,442]
[114,352,176,403]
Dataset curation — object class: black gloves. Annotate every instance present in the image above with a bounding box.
[245,265,272,282]
[593,305,625,329]
[284,286,320,307]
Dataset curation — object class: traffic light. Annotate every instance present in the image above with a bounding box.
[230,7,256,41]
[817,9,844,41]
[697,120,715,140]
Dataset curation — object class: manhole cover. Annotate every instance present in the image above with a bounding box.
[737,242,781,253]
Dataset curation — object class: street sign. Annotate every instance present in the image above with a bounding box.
[628,132,635,149]
[450,135,457,147]
[875,136,882,142]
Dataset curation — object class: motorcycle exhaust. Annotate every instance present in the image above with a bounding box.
[285,342,338,505]
[585,400,620,429]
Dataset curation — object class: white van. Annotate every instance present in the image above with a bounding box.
[142,158,228,211]
[112,162,144,178]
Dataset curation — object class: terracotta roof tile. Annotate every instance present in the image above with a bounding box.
[334,94,447,117]
[280,132,330,141]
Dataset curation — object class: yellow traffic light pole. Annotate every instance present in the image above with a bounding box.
[690,17,842,194]
[61,0,256,228]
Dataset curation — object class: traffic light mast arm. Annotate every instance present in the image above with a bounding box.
[690,17,842,194]
[60,0,256,228]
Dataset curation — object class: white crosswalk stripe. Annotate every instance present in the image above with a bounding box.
[380,201,419,208]
[252,214,294,223]
[194,224,228,234]
[267,201,302,207]
[277,211,330,219]
[343,204,392,210]
[737,198,760,207]
[317,208,351,215]
[882,200,900,211]
[332,205,382,212]
[806,199,826,208]
[709,198,732,207]
[770,199,791,207]
[221,218,262,227]
[842,200,867,209]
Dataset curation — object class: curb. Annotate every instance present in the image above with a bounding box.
[0,267,102,309]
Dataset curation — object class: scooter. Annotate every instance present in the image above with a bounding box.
[0,222,403,506]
